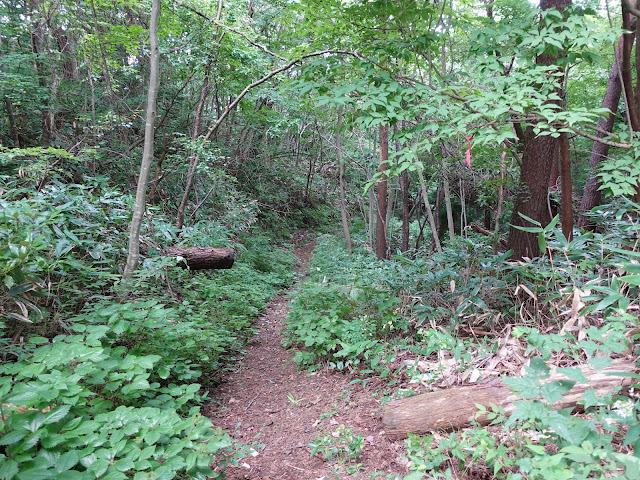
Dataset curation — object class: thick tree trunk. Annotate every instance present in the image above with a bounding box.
[578,36,626,229]
[164,247,235,270]
[382,359,636,439]
[508,0,571,259]
[123,0,161,279]
[376,124,389,260]
[508,127,557,258]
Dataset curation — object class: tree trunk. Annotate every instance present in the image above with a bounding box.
[508,0,571,259]
[418,168,442,253]
[493,149,507,253]
[29,0,53,148]
[123,0,161,279]
[4,96,20,147]
[620,3,640,203]
[578,36,626,228]
[559,132,573,240]
[175,0,223,229]
[89,0,129,151]
[163,247,235,270]
[382,359,636,439]
[433,181,443,244]
[376,123,389,260]
[508,128,557,258]
[400,170,410,252]
[443,174,455,242]
[336,106,352,254]
[175,60,212,229]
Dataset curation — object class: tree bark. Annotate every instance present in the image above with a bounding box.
[559,132,573,240]
[508,0,571,259]
[123,0,161,279]
[443,173,455,242]
[4,96,20,147]
[376,123,389,260]
[493,149,507,253]
[29,0,53,148]
[382,359,636,439]
[418,168,442,253]
[163,247,235,270]
[578,36,626,229]
[336,106,352,254]
[400,170,410,252]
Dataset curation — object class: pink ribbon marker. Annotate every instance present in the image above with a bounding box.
[465,135,473,167]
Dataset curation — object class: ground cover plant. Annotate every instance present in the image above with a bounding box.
[285,203,640,479]
[0,149,296,479]
[3,0,640,478]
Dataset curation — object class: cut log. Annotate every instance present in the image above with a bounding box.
[382,359,636,440]
[163,247,235,270]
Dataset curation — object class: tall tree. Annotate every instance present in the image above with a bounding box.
[336,105,352,254]
[559,131,573,240]
[508,0,571,259]
[175,0,224,229]
[376,123,389,260]
[123,0,161,279]
[578,36,627,229]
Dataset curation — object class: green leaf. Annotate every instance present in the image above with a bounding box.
[0,460,18,480]
[113,458,135,472]
[55,473,83,480]
[556,367,587,383]
[625,425,640,447]
[588,357,612,370]
[4,275,15,289]
[527,357,550,376]
[0,430,27,446]
[524,444,546,455]
[14,468,56,480]
[43,405,71,425]
[540,380,575,403]
[56,451,79,472]
[403,472,425,480]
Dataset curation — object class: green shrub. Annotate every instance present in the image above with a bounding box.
[0,332,231,480]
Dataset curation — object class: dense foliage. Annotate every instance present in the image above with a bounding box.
[0,149,295,478]
[2,0,640,478]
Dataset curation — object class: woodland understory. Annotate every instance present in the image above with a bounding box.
[1,0,640,479]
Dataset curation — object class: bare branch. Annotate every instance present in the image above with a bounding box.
[174,0,287,61]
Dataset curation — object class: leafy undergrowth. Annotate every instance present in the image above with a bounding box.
[286,205,640,480]
[0,157,295,479]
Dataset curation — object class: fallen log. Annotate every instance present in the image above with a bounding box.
[469,222,508,248]
[163,247,235,270]
[382,359,636,440]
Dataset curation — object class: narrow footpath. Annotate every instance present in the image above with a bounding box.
[205,233,407,480]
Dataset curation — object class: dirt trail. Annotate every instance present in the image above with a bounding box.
[206,234,406,480]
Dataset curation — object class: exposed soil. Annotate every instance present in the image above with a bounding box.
[205,232,407,479]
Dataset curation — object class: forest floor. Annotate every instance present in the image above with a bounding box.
[205,232,408,480]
